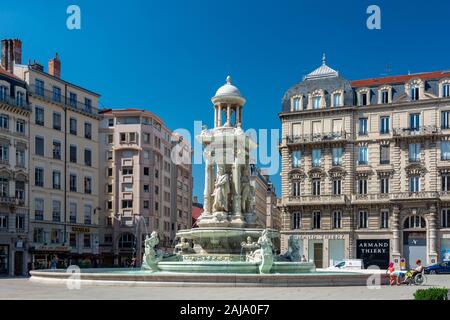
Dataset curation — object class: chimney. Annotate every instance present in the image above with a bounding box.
[1,39,22,72]
[48,53,61,78]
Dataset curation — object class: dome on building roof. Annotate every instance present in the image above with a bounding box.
[214,76,242,97]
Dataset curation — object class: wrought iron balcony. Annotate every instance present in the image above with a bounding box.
[288,194,348,205]
[0,196,24,206]
[286,131,350,146]
[389,191,439,201]
[393,126,440,138]
[29,85,98,116]
[0,94,31,112]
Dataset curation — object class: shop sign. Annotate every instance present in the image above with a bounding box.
[356,239,390,269]
[34,245,70,252]
[16,240,23,248]
[72,226,90,233]
[298,234,345,240]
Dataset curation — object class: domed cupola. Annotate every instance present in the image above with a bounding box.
[212,76,246,128]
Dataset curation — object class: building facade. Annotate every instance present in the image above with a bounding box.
[14,48,101,269]
[0,40,31,275]
[98,109,192,267]
[279,56,450,269]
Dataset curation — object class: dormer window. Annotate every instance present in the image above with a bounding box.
[291,96,303,111]
[331,90,344,108]
[377,86,392,104]
[0,85,8,101]
[439,79,450,98]
[309,89,325,109]
[357,88,371,106]
[406,79,424,101]
[312,96,321,109]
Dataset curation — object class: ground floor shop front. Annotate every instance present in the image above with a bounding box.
[0,234,28,276]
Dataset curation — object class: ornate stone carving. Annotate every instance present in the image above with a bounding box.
[141,231,160,272]
[212,165,231,213]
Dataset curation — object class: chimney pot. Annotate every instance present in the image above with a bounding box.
[48,52,61,78]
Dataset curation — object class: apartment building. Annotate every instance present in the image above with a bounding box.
[13,45,100,269]
[279,56,450,269]
[98,109,192,267]
[0,40,31,275]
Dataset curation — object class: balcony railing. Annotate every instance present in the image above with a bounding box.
[390,191,439,200]
[393,126,440,138]
[0,196,24,206]
[28,85,98,116]
[0,94,31,111]
[288,194,347,204]
[286,131,350,145]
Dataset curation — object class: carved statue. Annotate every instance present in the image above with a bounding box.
[245,229,274,273]
[281,236,302,262]
[212,166,230,212]
[141,231,160,272]
[174,237,191,254]
[241,169,252,213]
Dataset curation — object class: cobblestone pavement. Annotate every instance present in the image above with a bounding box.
[0,275,449,300]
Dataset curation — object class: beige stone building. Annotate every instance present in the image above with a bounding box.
[279,57,450,269]
[14,48,100,269]
[0,40,31,275]
[98,109,192,267]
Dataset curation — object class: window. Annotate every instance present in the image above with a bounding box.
[332,179,342,195]
[358,179,368,195]
[442,141,450,161]
[35,107,44,125]
[380,145,390,164]
[292,150,301,168]
[0,114,8,129]
[0,215,7,229]
[313,211,321,229]
[381,90,389,104]
[333,93,341,107]
[409,176,420,193]
[84,98,92,113]
[107,201,112,210]
[410,86,420,101]
[107,168,113,177]
[35,79,44,97]
[0,178,8,197]
[35,136,44,156]
[107,184,112,193]
[358,146,368,165]
[0,145,8,163]
[53,140,61,160]
[381,210,389,229]
[380,177,389,194]
[69,92,77,108]
[35,168,44,187]
[442,111,450,129]
[154,169,159,178]
[143,201,149,209]
[107,134,113,144]
[16,119,25,134]
[332,147,342,166]
[70,174,77,192]
[122,200,133,209]
[70,118,77,135]
[293,97,301,111]
[70,145,77,163]
[442,208,450,228]
[443,83,450,98]
[0,86,7,101]
[70,203,77,223]
[52,86,61,103]
[52,200,61,222]
[33,228,44,243]
[108,118,114,127]
[84,205,92,224]
[84,149,92,166]
[15,215,25,230]
[84,177,92,194]
[69,233,77,248]
[332,211,342,229]
[312,149,321,167]
[83,234,91,248]
[292,181,300,197]
[122,183,133,192]
[16,149,25,167]
[106,151,113,161]
[292,212,301,229]
[52,171,61,189]
[409,113,420,131]
[312,96,321,109]
[404,215,426,229]
[53,112,61,130]
[143,184,149,192]
[409,143,421,162]
[143,133,150,143]
[16,91,24,107]
[360,92,368,106]
[380,116,390,134]
[15,181,25,200]
[129,132,136,143]
[359,118,368,135]
[120,133,126,143]
[35,199,44,221]
[442,174,450,192]
[84,122,92,139]
[359,211,368,229]
[104,234,113,243]
[155,186,160,195]
[123,167,133,175]
[312,179,321,196]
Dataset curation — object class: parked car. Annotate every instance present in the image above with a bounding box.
[327,259,364,270]
[424,261,450,274]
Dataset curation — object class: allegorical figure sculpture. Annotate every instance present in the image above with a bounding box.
[241,170,252,213]
[174,237,191,254]
[212,165,230,212]
[245,229,274,273]
[281,236,302,262]
[141,231,160,272]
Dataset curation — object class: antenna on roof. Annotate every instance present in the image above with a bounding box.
[380,64,392,77]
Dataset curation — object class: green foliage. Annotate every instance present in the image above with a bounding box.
[414,288,449,300]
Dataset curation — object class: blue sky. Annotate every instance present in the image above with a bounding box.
[1,0,450,201]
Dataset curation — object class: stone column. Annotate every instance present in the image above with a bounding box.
[226,104,231,127]
[230,159,243,226]
[203,154,213,214]
[214,105,218,127]
[392,205,401,267]
[236,106,240,126]
[428,204,438,264]
[218,105,222,127]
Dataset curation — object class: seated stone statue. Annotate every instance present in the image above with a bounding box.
[174,237,191,254]
[280,236,302,262]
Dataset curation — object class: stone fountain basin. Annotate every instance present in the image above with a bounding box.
[176,227,278,240]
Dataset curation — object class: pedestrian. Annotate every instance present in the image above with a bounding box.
[387,262,400,286]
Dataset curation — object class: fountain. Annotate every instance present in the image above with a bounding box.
[29,76,388,286]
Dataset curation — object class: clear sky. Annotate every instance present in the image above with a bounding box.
[1,0,450,202]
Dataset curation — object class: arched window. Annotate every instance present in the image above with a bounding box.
[403,215,426,229]
[118,233,135,249]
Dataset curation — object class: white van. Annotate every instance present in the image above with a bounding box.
[329,259,364,270]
